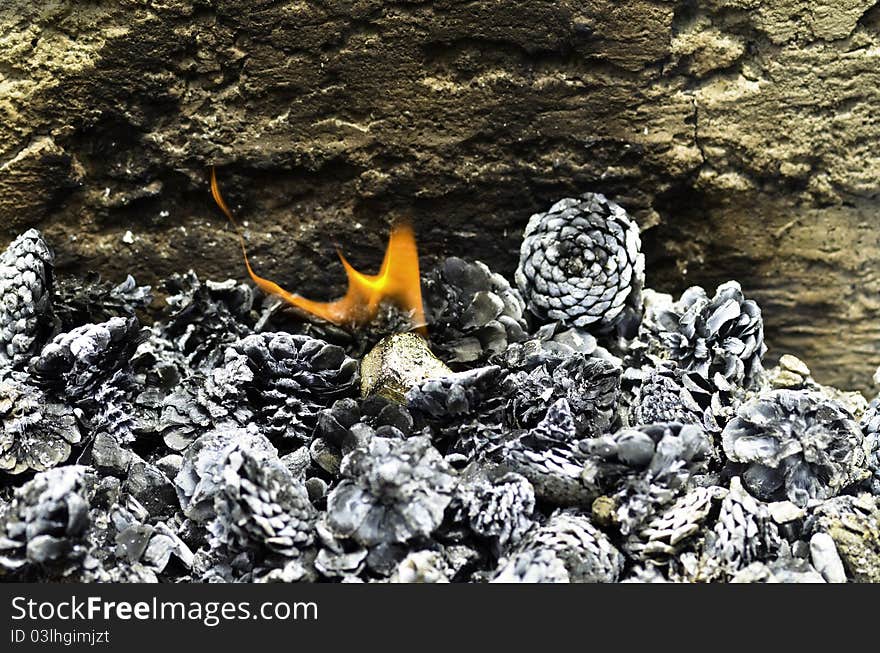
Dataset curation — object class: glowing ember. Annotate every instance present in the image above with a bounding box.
[211,168,427,334]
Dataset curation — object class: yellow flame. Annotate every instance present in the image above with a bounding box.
[210,168,427,335]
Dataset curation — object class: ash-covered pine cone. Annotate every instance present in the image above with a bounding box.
[722,389,867,506]
[53,273,151,331]
[160,272,255,370]
[510,510,624,583]
[424,257,529,363]
[626,485,728,560]
[406,366,503,422]
[0,466,95,573]
[860,397,880,494]
[580,423,712,534]
[0,229,54,368]
[515,194,644,336]
[505,353,620,437]
[454,472,536,555]
[641,281,766,388]
[31,316,143,402]
[696,477,783,581]
[635,364,737,436]
[0,368,81,474]
[499,399,593,506]
[326,435,457,546]
[491,549,570,583]
[227,332,359,443]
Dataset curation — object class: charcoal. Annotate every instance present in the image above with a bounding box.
[0,368,81,474]
[640,282,766,388]
[0,229,54,368]
[326,436,457,546]
[515,194,644,337]
[722,389,868,506]
[425,257,529,363]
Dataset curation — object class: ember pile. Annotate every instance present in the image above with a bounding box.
[2,193,879,583]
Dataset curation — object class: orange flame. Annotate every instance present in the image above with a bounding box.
[210,168,427,335]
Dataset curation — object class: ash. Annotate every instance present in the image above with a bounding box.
[1,192,879,584]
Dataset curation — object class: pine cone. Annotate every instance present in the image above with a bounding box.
[227,332,359,443]
[511,510,624,583]
[0,466,95,573]
[515,194,644,336]
[580,423,712,534]
[505,353,621,437]
[696,477,782,581]
[491,549,570,583]
[722,389,867,506]
[454,472,536,555]
[860,397,880,494]
[208,442,317,557]
[406,366,503,422]
[499,399,593,506]
[0,229,54,367]
[0,368,80,474]
[53,273,151,331]
[424,257,529,363]
[641,281,766,388]
[31,316,143,402]
[326,435,457,546]
[160,271,255,370]
[635,363,737,435]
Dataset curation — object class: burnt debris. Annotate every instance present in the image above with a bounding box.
[1,196,879,584]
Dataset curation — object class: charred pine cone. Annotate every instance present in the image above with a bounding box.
[424,257,529,364]
[580,423,712,534]
[504,353,620,438]
[53,273,151,331]
[226,333,359,443]
[0,368,81,474]
[641,282,766,388]
[722,390,867,506]
[326,435,457,546]
[0,466,95,574]
[174,428,316,557]
[491,549,570,583]
[453,471,536,555]
[635,363,737,436]
[515,194,644,337]
[860,397,880,495]
[31,316,143,403]
[0,229,54,368]
[508,510,624,583]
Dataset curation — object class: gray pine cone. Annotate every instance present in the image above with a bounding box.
[227,332,359,443]
[406,366,503,422]
[515,194,644,336]
[581,423,712,534]
[53,273,151,331]
[642,281,766,388]
[31,316,142,402]
[326,435,457,546]
[511,510,624,583]
[424,257,529,363]
[491,549,570,583]
[0,229,54,367]
[0,466,95,573]
[860,397,880,494]
[0,368,81,474]
[721,389,867,506]
[454,472,536,555]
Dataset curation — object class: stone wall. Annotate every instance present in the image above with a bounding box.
[2,0,879,389]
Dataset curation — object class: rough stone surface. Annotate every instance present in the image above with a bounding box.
[3,1,880,389]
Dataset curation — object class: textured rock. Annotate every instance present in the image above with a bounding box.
[2,1,880,389]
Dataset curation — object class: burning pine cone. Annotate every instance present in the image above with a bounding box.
[424,257,529,364]
[722,390,867,506]
[515,194,644,337]
[641,281,766,388]
[0,229,54,368]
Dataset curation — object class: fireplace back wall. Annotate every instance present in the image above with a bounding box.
[2,0,879,391]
